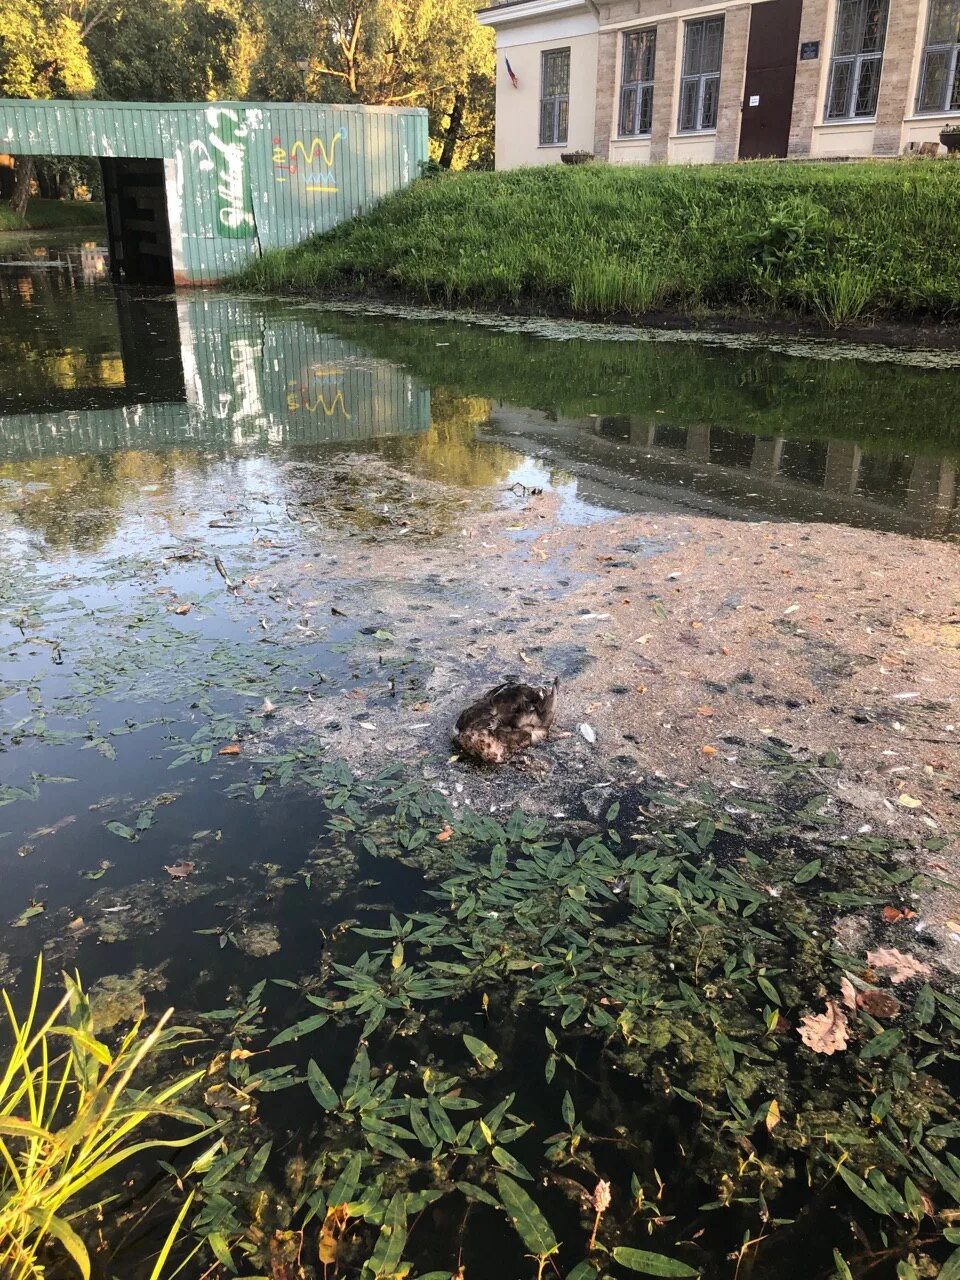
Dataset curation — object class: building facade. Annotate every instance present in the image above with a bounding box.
[478,0,960,167]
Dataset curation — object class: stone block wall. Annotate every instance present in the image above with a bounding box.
[594,30,619,157]
[715,4,751,161]
[787,0,829,155]
[873,1,924,154]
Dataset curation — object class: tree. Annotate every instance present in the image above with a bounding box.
[249,0,494,167]
[86,0,260,101]
[0,0,97,213]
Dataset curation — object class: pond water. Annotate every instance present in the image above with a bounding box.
[1,234,959,1280]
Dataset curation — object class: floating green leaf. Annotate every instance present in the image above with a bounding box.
[495,1173,557,1255]
[463,1034,498,1070]
[611,1247,700,1277]
[306,1060,339,1110]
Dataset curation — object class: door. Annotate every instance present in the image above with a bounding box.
[738,0,803,159]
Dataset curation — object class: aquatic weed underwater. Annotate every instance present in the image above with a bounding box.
[15,758,956,1280]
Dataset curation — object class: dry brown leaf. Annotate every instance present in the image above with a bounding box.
[765,1099,782,1133]
[881,905,916,923]
[840,975,858,1010]
[798,1000,849,1055]
[173,602,192,616]
[436,825,454,842]
[701,745,718,757]
[856,989,901,1019]
[696,706,715,717]
[218,743,241,756]
[164,860,195,880]
[866,947,932,984]
[636,684,647,695]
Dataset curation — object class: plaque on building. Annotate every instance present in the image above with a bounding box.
[800,40,820,60]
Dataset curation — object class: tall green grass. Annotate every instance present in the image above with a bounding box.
[0,958,207,1280]
[238,161,960,326]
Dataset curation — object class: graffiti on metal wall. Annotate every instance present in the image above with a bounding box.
[189,107,257,238]
[272,130,344,193]
[287,364,351,416]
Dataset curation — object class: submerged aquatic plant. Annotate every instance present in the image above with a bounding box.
[0,958,207,1280]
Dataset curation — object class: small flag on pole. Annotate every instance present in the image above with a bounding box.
[505,58,519,89]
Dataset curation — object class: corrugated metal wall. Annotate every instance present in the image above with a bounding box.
[0,99,428,284]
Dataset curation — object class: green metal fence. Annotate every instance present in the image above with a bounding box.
[0,99,428,283]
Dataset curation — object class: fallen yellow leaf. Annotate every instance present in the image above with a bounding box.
[218,743,241,756]
[701,745,718,757]
[765,1099,781,1133]
[898,794,922,808]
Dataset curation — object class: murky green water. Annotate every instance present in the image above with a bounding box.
[1,236,959,1280]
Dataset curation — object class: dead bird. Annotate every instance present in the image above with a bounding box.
[454,677,560,765]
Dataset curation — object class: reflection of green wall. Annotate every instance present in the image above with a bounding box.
[317,314,960,460]
[0,298,429,460]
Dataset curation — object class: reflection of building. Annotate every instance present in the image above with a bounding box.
[0,295,429,460]
[487,405,959,540]
[480,0,960,168]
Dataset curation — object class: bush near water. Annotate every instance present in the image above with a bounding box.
[240,160,960,327]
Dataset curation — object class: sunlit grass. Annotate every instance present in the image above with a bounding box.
[0,958,207,1280]
[0,200,105,232]
[238,161,960,325]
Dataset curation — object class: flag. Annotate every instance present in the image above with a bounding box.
[505,58,519,89]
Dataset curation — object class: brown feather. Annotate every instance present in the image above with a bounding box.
[454,677,560,764]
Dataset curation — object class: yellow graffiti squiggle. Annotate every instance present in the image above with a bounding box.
[291,132,342,167]
[287,390,351,418]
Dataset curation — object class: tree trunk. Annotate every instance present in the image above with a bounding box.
[10,156,34,218]
[439,94,465,169]
[36,166,57,199]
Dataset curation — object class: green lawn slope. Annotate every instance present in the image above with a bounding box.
[239,161,960,327]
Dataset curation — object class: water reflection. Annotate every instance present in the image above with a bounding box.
[0,238,957,545]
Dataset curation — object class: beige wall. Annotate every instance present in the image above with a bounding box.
[484,0,960,167]
[488,10,598,168]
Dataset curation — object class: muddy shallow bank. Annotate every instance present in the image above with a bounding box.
[3,248,960,1277]
[256,457,960,967]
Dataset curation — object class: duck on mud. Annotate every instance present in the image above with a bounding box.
[453,677,560,765]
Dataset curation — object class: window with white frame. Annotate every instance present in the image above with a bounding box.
[619,29,657,136]
[540,48,570,146]
[916,0,960,113]
[678,17,724,132]
[824,0,889,120]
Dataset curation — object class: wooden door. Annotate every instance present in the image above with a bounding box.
[738,0,803,159]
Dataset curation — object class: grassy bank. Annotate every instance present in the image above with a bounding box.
[0,197,105,232]
[239,161,960,326]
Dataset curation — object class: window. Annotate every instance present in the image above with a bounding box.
[916,0,960,113]
[678,18,724,132]
[540,48,570,146]
[619,29,656,136]
[824,0,889,120]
